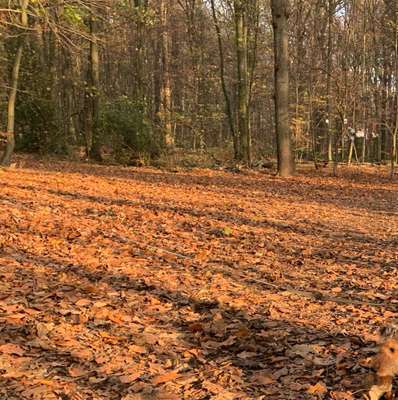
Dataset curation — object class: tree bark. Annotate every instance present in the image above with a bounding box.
[271,0,295,176]
[1,0,29,166]
[159,0,174,147]
[326,0,333,163]
[391,0,398,178]
[210,0,238,159]
[234,0,251,166]
[88,13,102,161]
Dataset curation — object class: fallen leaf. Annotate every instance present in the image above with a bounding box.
[202,381,225,394]
[68,366,87,377]
[307,381,328,395]
[151,370,180,385]
[119,372,143,384]
[36,322,55,338]
[330,391,354,400]
[273,367,289,380]
[251,371,276,385]
[128,344,147,354]
[237,351,257,359]
[0,343,24,356]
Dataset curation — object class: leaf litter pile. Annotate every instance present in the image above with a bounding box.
[0,159,397,400]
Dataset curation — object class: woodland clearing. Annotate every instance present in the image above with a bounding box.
[0,158,397,399]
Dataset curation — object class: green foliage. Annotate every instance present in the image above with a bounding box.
[62,5,85,27]
[98,96,161,162]
[15,97,67,154]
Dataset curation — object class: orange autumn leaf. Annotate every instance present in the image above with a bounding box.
[151,370,180,385]
[307,381,328,395]
[68,366,87,377]
[0,343,24,356]
[119,372,143,384]
[128,344,147,354]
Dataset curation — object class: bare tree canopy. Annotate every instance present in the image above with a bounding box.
[0,0,396,175]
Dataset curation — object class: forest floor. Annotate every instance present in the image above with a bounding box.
[0,157,397,400]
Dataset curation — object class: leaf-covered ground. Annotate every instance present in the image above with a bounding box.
[0,159,397,399]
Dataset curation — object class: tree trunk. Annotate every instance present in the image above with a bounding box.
[234,0,251,166]
[88,13,102,161]
[1,0,29,166]
[132,0,148,103]
[210,0,238,159]
[391,0,398,178]
[160,0,174,147]
[271,0,295,176]
[326,0,333,163]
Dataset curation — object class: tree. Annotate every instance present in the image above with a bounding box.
[210,0,238,158]
[271,0,295,176]
[1,0,29,166]
[84,8,101,160]
[210,0,258,165]
[385,0,398,178]
[234,0,251,165]
[159,0,174,147]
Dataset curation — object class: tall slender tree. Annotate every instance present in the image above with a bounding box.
[84,9,101,160]
[234,0,251,165]
[271,0,295,176]
[159,0,174,147]
[1,0,29,165]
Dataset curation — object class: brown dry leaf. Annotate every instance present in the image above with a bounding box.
[36,322,55,338]
[108,311,132,324]
[188,322,204,333]
[202,335,236,349]
[289,382,307,391]
[0,343,24,356]
[4,313,25,324]
[75,299,92,307]
[119,372,143,384]
[93,301,109,308]
[237,351,257,359]
[93,308,109,320]
[151,370,180,385]
[68,366,87,377]
[2,371,28,379]
[155,391,181,400]
[128,344,147,354]
[22,385,56,399]
[70,348,93,360]
[330,391,354,400]
[273,367,289,380]
[212,392,238,400]
[288,343,318,359]
[202,381,225,394]
[307,381,328,395]
[235,325,251,339]
[366,382,392,400]
[251,371,277,385]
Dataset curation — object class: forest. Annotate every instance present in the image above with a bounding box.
[0,1,398,400]
[0,0,398,174]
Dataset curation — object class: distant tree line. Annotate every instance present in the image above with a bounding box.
[0,0,397,176]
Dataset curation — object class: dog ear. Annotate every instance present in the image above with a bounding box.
[380,325,389,338]
[380,323,398,340]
